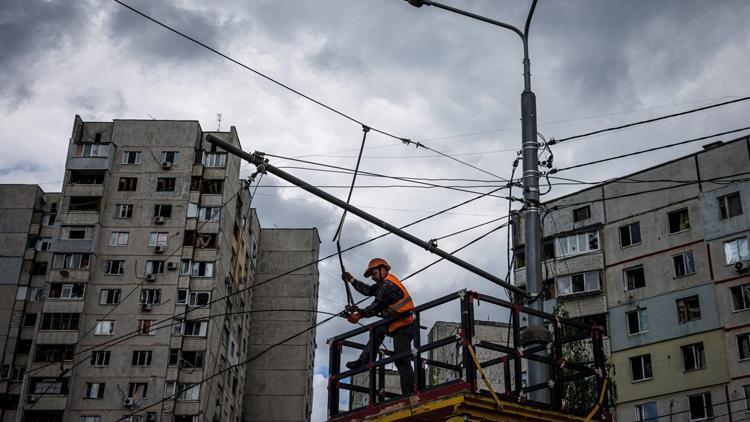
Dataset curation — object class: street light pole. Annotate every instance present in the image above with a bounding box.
[403,0,548,403]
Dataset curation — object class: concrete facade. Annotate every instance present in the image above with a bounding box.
[0,116,320,422]
[512,136,750,421]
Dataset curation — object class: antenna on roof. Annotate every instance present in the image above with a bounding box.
[216,113,222,131]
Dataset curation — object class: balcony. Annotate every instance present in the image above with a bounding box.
[43,299,85,314]
[63,184,104,197]
[66,143,114,171]
[23,395,68,411]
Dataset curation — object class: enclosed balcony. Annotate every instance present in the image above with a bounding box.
[66,142,114,170]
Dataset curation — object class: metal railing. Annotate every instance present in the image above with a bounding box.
[327,289,607,418]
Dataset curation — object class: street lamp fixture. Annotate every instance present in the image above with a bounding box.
[403,0,549,404]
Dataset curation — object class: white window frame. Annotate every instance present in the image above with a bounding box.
[623,265,646,291]
[731,284,750,312]
[202,152,227,168]
[724,237,750,265]
[634,401,657,422]
[104,260,125,275]
[35,237,53,251]
[688,392,713,421]
[90,350,110,366]
[188,291,211,306]
[137,319,156,336]
[62,226,94,240]
[94,320,115,336]
[183,320,208,337]
[99,289,121,305]
[556,271,600,296]
[160,151,180,164]
[672,251,696,278]
[148,232,169,247]
[619,222,641,248]
[682,342,706,371]
[114,204,133,219]
[718,192,743,219]
[145,260,164,275]
[109,231,129,246]
[627,308,649,335]
[738,333,750,361]
[131,350,153,366]
[555,231,599,257]
[121,151,142,165]
[80,143,108,158]
[84,382,105,399]
[176,289,188,305]
[140,289,162,305]
[197,206,220,222]
[630,354,652,382]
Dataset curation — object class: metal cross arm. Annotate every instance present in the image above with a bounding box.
[206,134,527,298]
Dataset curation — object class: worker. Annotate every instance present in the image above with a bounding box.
[342,258,415,396]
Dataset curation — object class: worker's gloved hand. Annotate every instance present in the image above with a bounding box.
[347,312,362,324]
[341,272,354,283]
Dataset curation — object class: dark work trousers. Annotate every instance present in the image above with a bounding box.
[357,321,415,395]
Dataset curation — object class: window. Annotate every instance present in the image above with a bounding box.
[744,385,750,412]
[619,222,642,248]
[131,351,152,366]
[154,204,172,218]
[148,232,169,247]
[10,367,25,381]
[122,151,142,165]
[23,313,37,327]
[624,266,646,291]
[627,308,649,335]
[573,206,590,222]
[672,251,696,278]
[556,271,600,296]
[52,253,90,269]
[168,349,180,365]
[156,177,176,192]
[118,177,138,191]
[172,320,184,335]
[140,289,162,305]
[29,377,69,395]
[197,179,223,194]
[145,260,165,275]
[724,237,749,265]
[48,283,85,299]
[731,284,750,311]
[28,287,45,302]
[16,339,32,354]
[69,196,101,211]
[630,354,653,381]
[634,402,658,422]
[115,204,133,219]
[127,382,148,400]
[69,170,105,184]
[34,344,74,362]
[718,192,743,219]
[179,351,204,368]
[136,320,156,336]
[42,212,57,226]
[198,206,220,222]
[76,143,108,158]
[176,289,188,305]
[80,416,101,422]
[738,333,750,360]
[179,320,208,337]
[94,320,115,336]
[682,343,706,371]
[184,231,217,249]
[188,291,211,306]
[688,392,713,420]
[35,237,52,251]
[555,231,599,257]
[161,151,179,164]
[90,351,110,367]
[31,262,48,275]
[667,208,690,233]
[84,383,105,399]
[40,313,80,330]
[202,152,227,167]
[104,260,125,275]
[62,226,94,240]
[109,231,129,246]
[180,260,215,277]
[99,289,121,305]
[676,296,701,323]
[165,382,201,400]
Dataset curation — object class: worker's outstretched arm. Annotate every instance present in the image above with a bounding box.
[343,272,377,296]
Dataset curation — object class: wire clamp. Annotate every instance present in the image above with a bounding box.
[426,239,438,252]
[361,125,370,133]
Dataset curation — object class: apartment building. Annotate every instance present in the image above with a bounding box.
[512,136,750,421]
[0,116,319,422]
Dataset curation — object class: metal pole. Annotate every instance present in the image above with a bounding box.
[206,135,527,299]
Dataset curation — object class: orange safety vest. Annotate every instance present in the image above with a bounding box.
[381,274,415,333]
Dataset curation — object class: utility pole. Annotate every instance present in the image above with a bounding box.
[403,0,548,403]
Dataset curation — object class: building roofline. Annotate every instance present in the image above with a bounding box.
[543,134,749,205]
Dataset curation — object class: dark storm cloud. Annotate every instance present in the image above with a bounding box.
[106,1,228,64]
[0,0,86,107]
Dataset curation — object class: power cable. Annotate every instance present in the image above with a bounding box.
[549,96,750,145]
[112,0,504,181]
[270,166,500,183]
[553,126,750,173]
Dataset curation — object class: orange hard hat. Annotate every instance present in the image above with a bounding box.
[364,258,391,277]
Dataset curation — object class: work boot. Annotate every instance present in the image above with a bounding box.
[345,359,367,370]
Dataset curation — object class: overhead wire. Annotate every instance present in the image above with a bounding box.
[552,126,750,173]
[112,0,505,182]
[549,95,750,145]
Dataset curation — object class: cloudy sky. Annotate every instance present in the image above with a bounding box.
[2,0,750,419]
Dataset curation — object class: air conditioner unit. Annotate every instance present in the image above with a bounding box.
[166,262,178,271]
[161,161,172,169]
[142,303,153,312]
[154,245,165,254]
[145,274,156,282]
[145,413,157,422]
[153,216,165,225]
[123,397,134,407]
[736,261,749,273]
